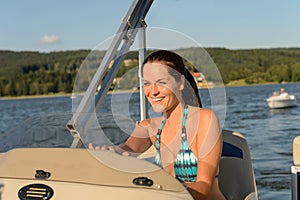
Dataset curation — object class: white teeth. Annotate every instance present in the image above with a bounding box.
[152,98,163,102]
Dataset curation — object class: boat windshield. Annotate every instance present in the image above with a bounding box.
[0,112,73,152]
[0,110,135,153]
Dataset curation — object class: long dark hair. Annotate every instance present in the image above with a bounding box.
[142,50,202,108]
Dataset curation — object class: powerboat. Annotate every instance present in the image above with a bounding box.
[0,128,258,200]
[266,94,296,109]
[0,0,258,199]
[0,113,257,200]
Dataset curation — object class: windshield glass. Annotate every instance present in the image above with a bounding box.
[0,112,73,152]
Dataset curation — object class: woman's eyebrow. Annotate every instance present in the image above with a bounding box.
[143,78,167,82]
[156,78,166,82]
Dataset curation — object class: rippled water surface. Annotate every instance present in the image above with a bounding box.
[1,83,300,199]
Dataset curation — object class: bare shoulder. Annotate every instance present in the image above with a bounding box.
[201,108,217,117]
[188,106,218,120]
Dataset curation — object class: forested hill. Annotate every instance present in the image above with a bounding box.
[0,47,300,97]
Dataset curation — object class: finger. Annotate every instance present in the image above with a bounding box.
[108,146,115,152]
[100,145,108,150]
[88,143,94,150]
[122,151,130,156]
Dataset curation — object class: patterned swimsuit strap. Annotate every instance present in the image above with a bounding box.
[181,105,188,139]
[156,105,188,150]
[155,105,189,167]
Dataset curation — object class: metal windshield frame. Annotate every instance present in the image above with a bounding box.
[67,0,153,148]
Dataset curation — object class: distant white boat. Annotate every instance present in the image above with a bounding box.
[266,94,297,109]
[70,93,77,99]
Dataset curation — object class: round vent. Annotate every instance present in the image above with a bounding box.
[18,183,54,200]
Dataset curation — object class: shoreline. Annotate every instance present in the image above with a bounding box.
[0,93,71,100]
[1,82,298,100]
[0,90,137,100]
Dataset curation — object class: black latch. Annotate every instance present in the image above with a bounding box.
[133,176,153,186]
[35,170,51,179]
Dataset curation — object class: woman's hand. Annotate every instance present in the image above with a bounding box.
[88,143,131,156]
[88,143,115,151]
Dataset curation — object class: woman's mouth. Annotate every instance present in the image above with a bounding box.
[149,97,165,104]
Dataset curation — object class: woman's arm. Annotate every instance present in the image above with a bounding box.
[122,119,153,153]
[184,136,222,199]
[186,109,223,199]
[119,121,152,153]
[89,119,153,155]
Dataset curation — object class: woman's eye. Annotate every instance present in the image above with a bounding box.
[158,81,167,85]
[143,82,150,86]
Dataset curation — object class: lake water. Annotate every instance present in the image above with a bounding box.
[1,82,300,199]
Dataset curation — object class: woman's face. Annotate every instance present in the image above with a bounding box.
[142,62,183,113]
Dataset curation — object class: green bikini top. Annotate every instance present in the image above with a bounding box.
[154,105,198,182]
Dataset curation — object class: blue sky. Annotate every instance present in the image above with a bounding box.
[0,0,299,52]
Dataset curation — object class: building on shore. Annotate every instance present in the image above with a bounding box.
[192,72,214,88]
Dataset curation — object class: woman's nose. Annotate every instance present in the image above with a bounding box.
[150,83,159,95]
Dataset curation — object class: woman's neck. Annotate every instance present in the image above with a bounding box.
[164,103,185,121]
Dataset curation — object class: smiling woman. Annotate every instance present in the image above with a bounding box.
[90,50,226,200]
[142,50,202,109]
[142,62,184,113]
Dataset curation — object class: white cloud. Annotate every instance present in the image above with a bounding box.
[38,35,62,44]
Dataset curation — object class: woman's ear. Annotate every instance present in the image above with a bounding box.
[179,75,185,91]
